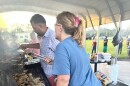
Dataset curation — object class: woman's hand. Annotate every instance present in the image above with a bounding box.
[42,57,53,65]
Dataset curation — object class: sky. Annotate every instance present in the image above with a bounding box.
[87,20,130,31]
[101,20,130,30]
[0,11,56,30]
[0,11,130,31]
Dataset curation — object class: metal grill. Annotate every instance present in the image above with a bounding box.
[0,54,51,86]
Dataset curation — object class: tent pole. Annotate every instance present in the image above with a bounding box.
[84,8,101,56]
[115,13,123,63]
[86,9,95,31]
[85,8,101,53]
[115,0,124,63]
[104,0,118,30]
[96,14,102,53]
[104,0,124,63]
[104,0,124,64]
[96,25,100,53]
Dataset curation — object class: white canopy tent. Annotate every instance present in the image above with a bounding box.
[0,0,130,27]
[0,0,129,85]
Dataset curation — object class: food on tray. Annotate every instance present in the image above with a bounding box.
[24,59,40,65]
[13,72,44,86]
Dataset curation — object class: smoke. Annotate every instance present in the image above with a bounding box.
[0,32,21,62]
[0,33,5,59]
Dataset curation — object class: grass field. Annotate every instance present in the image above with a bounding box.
[85,39,128,58]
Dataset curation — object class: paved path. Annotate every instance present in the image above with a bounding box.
[90,59,130,86]
[117,60,130,86]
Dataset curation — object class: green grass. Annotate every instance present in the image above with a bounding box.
[85,39,128,58]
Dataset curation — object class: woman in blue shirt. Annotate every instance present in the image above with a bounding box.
[53,11,102,86]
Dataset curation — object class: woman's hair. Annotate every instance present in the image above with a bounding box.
[57,11,85,47]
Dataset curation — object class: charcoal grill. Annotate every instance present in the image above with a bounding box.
[0,54,51,86]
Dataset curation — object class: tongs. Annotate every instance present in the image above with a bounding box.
[12,47,21,52]
[32,53,53,64]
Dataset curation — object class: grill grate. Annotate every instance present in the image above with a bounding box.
[0,54,51,86]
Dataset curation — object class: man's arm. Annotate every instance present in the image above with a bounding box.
[104,40,106,43]
[56,75,70,86]
[127,41,129,46]
[104,39,108,43]
[20,43,40,50]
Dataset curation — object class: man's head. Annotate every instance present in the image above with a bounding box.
[30,14,47,37]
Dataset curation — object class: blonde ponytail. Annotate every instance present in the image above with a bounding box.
[73,20,85,47]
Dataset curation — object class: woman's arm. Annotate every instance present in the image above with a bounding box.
[56,75,70,86]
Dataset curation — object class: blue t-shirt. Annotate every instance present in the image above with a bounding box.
[53,37,102,86]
